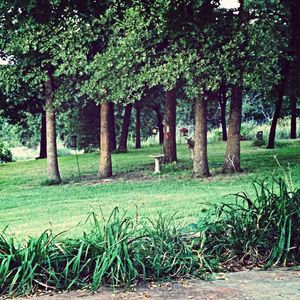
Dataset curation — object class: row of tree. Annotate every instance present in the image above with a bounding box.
[0,0,299,182]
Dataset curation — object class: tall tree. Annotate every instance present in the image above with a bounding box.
[288,0,300,139]
[98,102,112,178]
[39,110,47,159]
[135,102,141,149]
[223,0,246,173]
[163,89,177,162]
[44,71,61,182]
[108,102,116,151]
[0,1,73,181]
[219,85,227,141]
[267,59,290,148]
[193,97,210,177]
[152,103,164,144]
[118,103,133,152]
[290,94,297,139]
[223,86,243,172]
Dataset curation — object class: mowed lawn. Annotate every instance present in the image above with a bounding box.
[0,140,300,238]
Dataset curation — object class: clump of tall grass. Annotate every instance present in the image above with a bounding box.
[191,177,300,269]
[0,208,209,297]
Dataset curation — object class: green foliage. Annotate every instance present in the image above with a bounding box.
[1,175,300,297]
[191,177,300,268]
[252,138,266,147]
[0,208,209,296]
[0,142,13,163]
[208,128,222,143]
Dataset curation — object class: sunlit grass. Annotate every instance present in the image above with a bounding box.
[0,140,300,237]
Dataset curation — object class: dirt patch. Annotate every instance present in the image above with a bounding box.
[78,169,155,186]
[20,268,300,300]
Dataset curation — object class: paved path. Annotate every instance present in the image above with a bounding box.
[20,269,300,300]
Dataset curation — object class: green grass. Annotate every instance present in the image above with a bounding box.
[1,140,300,237]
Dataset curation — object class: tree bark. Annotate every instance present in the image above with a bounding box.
[108,102,116,151]
[290,95,297,139]
[45,73,61,182]
[289,0,300,62]
[118,103,133,152]
[288,0,300,140]
[153,103,164,144]
[223,86,243,173]
[163,89,177,163]
[135,102,141,149]
[223,0,245,173]
[267,59,290,149]
[193,97,210,178]
[39,110,47,159]
[219,85,227,141]
[99,104,101,148]
[98,102,112,178]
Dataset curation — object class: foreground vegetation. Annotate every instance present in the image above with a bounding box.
[0,175,299,296]
[1,140,300,237]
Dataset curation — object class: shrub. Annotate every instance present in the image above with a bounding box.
[240,122,256,140]
[208,128,222,143]
[0,142,13,163]
[252,138,266,147]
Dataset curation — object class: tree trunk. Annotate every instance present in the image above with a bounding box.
[290,95,297,139]
[163,89,177,163]
[45,73,61,183]
[219,85,227,141]
[193,97,210,178]
[223,1,245,173]
[98,102,112,178]
[135,102,141,149]
[288,0,300,140]
[99,104,101,148]
[267,91,284,149]
[118,103,133,152]
[223,86,243,173]
[289,0,300,62]
[39,110,47,159]
[153,103,164,144]
[267,59,290,149]
[108,102,116,151]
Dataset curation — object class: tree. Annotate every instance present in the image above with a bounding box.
[98,102,112,178]
[135,102,141,149]
[0,67,47,158]
[288,0,300,139]
[267,59,290,148]
[0,1,88,182]
[193,97,210,177]
[163,89,177,162]
[108,102,116,151]
[118,103,133,152]
[39,110,47,158]
[219,85,228,141]
[44,71,61,182]
[223,0,246,173]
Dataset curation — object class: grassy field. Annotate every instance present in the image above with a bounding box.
[0,140,300,238]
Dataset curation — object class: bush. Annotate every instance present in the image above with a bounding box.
[252,138,266,147]
[240,122,256,140]
[208,128,222,143]
[0,142,13,163]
